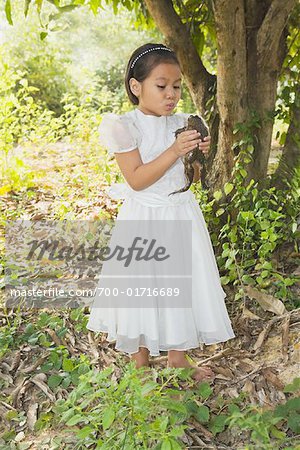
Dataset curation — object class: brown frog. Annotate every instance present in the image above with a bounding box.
[168,115,209,196]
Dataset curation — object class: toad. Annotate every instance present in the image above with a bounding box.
[169,115,209,195]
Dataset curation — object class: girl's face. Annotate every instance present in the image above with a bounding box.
[129,63,182,116]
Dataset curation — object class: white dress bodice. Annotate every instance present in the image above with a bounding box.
[99,108,197,207]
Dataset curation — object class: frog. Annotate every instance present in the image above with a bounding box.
[168,115,209,196]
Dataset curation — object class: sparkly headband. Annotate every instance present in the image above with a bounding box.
[130,47,173,69]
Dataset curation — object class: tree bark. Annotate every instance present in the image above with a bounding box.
[246,0,297,184]
[271,89,300,188]
[209,0,248,188]
[211,0,297,188]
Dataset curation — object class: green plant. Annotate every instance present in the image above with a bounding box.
[192,117,300,309]
[225,381,300,450]
[54,363,216,449]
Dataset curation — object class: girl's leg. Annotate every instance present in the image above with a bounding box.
[168,350,214,381]
[130,347,150,368]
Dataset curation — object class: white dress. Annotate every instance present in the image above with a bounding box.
[87,108,236,356]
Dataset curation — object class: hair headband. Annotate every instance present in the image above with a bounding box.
[130,46,173,69]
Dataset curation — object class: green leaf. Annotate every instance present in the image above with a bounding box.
[224,182,234,196]
[5,0,13,25]
[270,425,286,439]
[48,374,62,389]
[60,407,75,424]
[61,376,71,389]
[198,382,213,400]
[241,275,256,285]
[186,400,199,417]
[159,415,169,432]
[240,168,247,178]
[76,425,93,439]
[35,0,43,12]
[209,414,228,435]
[216,208,225,217]
[141,381,157,396]
[169,438,182,449]
[62,358,74,372]
[163,399,187,414]
[213,190,222,201]
[112,0,118,15]
[220,275,230,285]
[40,32,48,41]
[102,408,115,430]
[66,414,85,426]
[196,405,210,423]
[286,397,300,412]
[283,377,300,393]
[287,412,300,433]
[90,0,102,15]
[161,440,172,450]
[24,0,32,17]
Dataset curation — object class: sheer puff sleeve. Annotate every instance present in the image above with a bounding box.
[98,113,138,155]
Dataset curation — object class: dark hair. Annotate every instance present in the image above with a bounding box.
[125,43,180,105]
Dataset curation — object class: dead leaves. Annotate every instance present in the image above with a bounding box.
[0,299,299,449]
[244,285,287,315]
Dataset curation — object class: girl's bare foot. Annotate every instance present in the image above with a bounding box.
[130,346,150,369]
[167,350,215,382]
[130,347,155,382]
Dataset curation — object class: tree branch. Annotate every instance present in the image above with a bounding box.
[257,0,297,67]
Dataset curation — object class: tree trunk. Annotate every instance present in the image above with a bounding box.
[271,89,300,188]
[245,0,294,185]
[209,0,248,189]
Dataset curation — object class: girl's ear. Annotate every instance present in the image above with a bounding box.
[129,77,141,97]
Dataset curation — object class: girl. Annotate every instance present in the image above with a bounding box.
[87,43,236,382]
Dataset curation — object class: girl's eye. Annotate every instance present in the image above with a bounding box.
[157,86,181,89]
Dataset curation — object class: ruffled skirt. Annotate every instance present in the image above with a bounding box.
[87,193,236,356]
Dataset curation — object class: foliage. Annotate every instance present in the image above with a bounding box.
[0,309,89,359]
[0,55,105,194]
[0,306,299,448]
[0,3,79,116]
[12,44,78,117]
[225,391,300,450]
[0,57,56,191]
[52,359,300,449]
[192,118,300,309]
[54,363,191,449]
[225,377,300,450]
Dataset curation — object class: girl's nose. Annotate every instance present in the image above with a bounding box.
[166,89,176,99]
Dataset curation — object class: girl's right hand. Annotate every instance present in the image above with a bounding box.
[170,130,202,157]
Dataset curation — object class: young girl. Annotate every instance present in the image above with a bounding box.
[87,43,235,381]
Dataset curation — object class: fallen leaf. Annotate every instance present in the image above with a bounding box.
[244,286,286,315]
[27,402,38,431]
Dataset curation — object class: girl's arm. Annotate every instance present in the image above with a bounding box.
[115,145,179,191]
[115,132,210,191]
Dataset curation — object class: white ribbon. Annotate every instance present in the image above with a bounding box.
[106,183,194,208]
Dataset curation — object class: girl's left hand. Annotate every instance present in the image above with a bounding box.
[198,135,211,154]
